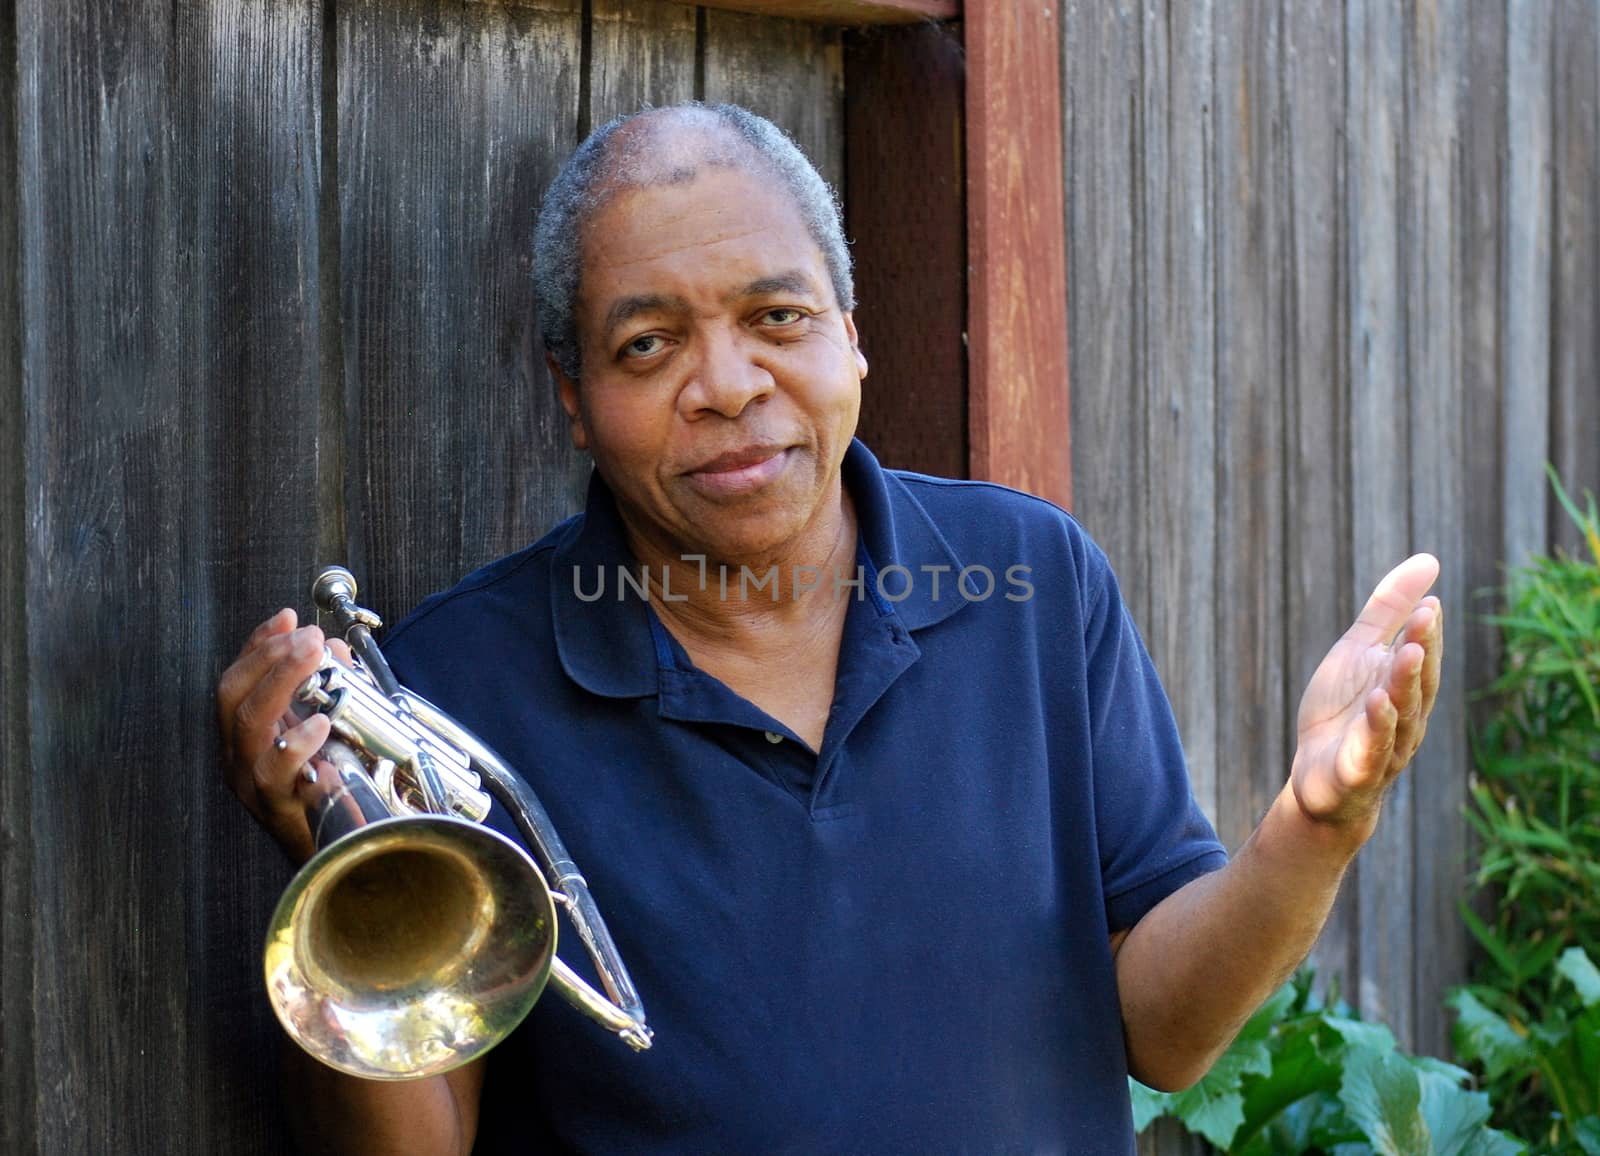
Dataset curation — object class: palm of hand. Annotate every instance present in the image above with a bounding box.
[1290,555,1443,836]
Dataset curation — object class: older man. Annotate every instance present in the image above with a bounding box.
[219,103,1442,1154]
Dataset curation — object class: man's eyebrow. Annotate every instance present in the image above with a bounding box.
[603,293,689,339]
[731,271,821,300]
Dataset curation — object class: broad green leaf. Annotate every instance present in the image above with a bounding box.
[1449,988,1534,1081]
[1237,1093,1361,1156]
[1234,1018,1344,1149]
[1165,1086,1246,1149]
[1339,1047,1429,1155]
[1558,947,1600,1007]
[1410,1056,1475,1084]
[1574,1007,1600,1094]
[1416,1069,1526,1156]
[1160,1036,1274,1148]
[1575,1115,1600,1156]
[1326,1015,1399,1056]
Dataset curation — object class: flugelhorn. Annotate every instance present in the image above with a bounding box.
[262,566,652,1080]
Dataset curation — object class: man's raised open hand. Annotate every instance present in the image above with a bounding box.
[1289,553,1443,845]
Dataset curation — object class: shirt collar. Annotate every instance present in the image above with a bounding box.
[550,438,967,699]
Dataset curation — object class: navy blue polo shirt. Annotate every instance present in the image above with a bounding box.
[381,439,1226,1155]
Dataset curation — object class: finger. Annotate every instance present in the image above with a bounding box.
[223,625,328,773]
[1386,640,1427,766]
[1344,553,1441,648]
[236,608,298,662]
[1339,687,1399,792]
[251,713,331,812]
[218,618,318,727]
[247,713,329,865]
[327,637,353,664]
[1417,599,1444,720]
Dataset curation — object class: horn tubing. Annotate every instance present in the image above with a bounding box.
[400,691,652,1046]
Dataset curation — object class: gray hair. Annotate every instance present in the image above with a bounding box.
[533,103,854,382]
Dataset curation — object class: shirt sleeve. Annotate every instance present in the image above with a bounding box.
[1079,542,1228,932]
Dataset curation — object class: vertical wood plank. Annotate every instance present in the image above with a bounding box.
[701,9,844,195]
[1282,0,1356,997]
[1211,0,1286,855]
[1460,0,1508,727]
[1406,0,1469,1061]
[1550,0,1600,546]
[1348,0,1415,1047]
[966,0,1072,509]
[0,0,33,1149]
[13,0,325,1150]
[16,3,187,1148]
[180,4,329,1150]
[589,0,696,124]
[1137,0,1218,838]
[1063,1,1147,626]
[844,22,967,480]
[1134,7,1213,1150]
[339,0,585,617]
[1503,0,1553,573]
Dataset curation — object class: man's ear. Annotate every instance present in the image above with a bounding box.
[548,353,589,451]
[842,312,868,382]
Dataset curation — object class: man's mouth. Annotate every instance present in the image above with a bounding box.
[685,445,792,496]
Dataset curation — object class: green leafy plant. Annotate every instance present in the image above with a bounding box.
[1451,468,1600,1150]
[1461,471,1600,1006]
[1451,949,1600,1155]
[1132,972,1525,1154]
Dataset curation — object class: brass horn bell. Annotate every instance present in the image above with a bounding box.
[261,568,652,1081]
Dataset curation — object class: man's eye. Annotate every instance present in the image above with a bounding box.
[761,308,804,326]
[622,335,664,358]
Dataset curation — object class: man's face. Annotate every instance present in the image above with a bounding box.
[557,165,867,566]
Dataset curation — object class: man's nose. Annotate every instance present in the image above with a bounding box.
[682,327,775,418]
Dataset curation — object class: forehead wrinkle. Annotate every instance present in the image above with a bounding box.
[731,271,821,301]
[602,292,689,340]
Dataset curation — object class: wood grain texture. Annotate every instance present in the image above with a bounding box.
[1135,0,1216,1120]
[1137,0,1217,838]
[695,0,956,23]
[1212,0,1287,857]
[11,0,324,1151]
[1550,0,1600,553]
[1282,0,1356,997]
[844,22,967,480]
[966,0,1071,509]
[176,6,331,1147]
[0,1,32,1151]
[702,7,844,195]
[1063,0,1145,622]
[1406,0,1469,1061]
[1503,0,1553,573]
[487,0,957,23]
[1129,18,1213,1136]
[1348,0,1416,1048]
[589,0,696,122]
[339,0,588,619]
[1460,0,1508,728]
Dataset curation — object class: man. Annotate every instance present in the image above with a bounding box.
[219,103,1442,1154]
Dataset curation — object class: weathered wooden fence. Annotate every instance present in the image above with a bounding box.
[2,0,1596,1152]
[1062,8,1600,1155]
[0,1,848,1150]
